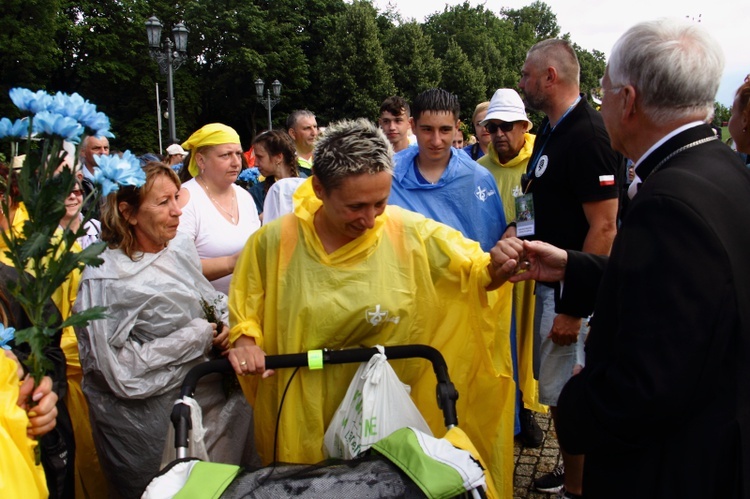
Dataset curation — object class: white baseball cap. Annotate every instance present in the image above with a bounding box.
[481,89,532,127]
[166,143,187,156]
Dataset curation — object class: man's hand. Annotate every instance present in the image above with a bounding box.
[549,313,582,346]
[509,240,568,284]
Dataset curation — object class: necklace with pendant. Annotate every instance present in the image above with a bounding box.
[415,156,439,184]
[198,176,237,224]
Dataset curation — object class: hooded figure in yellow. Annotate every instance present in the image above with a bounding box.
[228,119,518,497]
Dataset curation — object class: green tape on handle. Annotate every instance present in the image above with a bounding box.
[308,349,324,370]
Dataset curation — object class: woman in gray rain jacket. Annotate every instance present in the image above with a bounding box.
[75,162,255,499]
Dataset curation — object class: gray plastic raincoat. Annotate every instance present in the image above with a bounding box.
[74,232,254,499]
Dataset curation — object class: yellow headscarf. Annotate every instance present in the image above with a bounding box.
[181,123,241,177]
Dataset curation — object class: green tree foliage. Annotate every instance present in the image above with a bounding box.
[424,2,515,110]
[439,39,486,118]
[4,1,725,153]
[713,102,731,127]
[316,1,396,122]
[0,0,62,118]
[500,1,560,80]
[573,42,607,107]
[267,0,347,132]
[183,0,266,141]
[381,22,442,102]
[54,0,178,153]
[501,1,560,41]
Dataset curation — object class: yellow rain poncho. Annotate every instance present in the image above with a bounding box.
[229,179,516,496]
[57,262,109,499]
[0,353,48,499]
[1,207,109,499]
[479,137,546,414]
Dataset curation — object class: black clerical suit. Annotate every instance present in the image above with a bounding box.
[556,124,750,498]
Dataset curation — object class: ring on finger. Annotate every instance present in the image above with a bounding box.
[240,361,247,366]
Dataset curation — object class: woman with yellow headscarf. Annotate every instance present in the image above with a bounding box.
[177,124,261,294]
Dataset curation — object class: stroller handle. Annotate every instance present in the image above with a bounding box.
[173,345,459,456]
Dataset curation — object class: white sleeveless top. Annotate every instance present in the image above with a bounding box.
[178,179,261,294]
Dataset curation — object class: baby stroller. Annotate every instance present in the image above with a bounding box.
[143,345,493,498]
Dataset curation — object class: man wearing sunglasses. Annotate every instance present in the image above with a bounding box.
[478,89,536,234]
[477,88,544,451]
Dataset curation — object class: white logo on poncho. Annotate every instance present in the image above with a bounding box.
[475,186,497,202]
[365,304,400,326]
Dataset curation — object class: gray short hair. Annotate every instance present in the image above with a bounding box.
[312,119,393,192]
[527,39,580,87]
[608,18,724,124]
[286,109,316,131]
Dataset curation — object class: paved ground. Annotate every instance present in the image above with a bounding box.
[512,410,562,499]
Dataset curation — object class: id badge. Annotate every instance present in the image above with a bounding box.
[514,193,535,237]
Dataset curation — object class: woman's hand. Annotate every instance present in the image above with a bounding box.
[18,375,58,437]
[228,336,274,378]
[487,237,527,290]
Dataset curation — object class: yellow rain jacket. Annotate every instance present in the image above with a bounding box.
[479,137,546,414]
[42,223,109,499]
[230,179,516,496]
[0,354,48,499]
[58,261,109,499]
[2,209,108,499]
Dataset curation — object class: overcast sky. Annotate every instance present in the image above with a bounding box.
[372,0,746,107]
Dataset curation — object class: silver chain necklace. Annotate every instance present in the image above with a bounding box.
[647,135,718,179]
[198,176,237,224]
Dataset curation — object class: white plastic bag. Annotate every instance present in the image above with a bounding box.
[323,345,432,459]
[160,396,209,468]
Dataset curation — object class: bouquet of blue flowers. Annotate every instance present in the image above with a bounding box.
[235,166,261,191]
[0,88,145,385]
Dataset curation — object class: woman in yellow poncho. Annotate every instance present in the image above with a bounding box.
[228,119,520,496]
[1,351,58,499]
[55,179,109,499]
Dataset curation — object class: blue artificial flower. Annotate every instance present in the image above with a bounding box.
[0,324,15,350]
[48,92,114,139]
[9,88,52,115]
[86,112,114,138]
[238,167,260,184]
[33,111,85,144]
[92,150,146,196]
[0,117,31,140]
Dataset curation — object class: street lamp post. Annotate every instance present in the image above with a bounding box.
[146,16,188,146]
[254,79,282,130]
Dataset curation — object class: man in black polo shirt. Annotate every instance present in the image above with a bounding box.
[516,38,623,498]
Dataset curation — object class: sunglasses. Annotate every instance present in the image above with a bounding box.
[484,122,516,134]
[69,188,83,196]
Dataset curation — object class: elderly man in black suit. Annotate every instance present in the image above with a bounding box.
[494,18,750,498]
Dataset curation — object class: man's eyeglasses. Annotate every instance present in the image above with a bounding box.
[485,121,516,134]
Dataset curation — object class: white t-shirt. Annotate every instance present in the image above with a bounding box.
[262,177,306,225]
[178,179,261,294]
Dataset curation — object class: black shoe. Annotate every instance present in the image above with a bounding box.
[534,463,565,493]
[518,407,543,448]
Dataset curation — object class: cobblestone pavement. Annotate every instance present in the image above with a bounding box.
[513,410,562,499]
